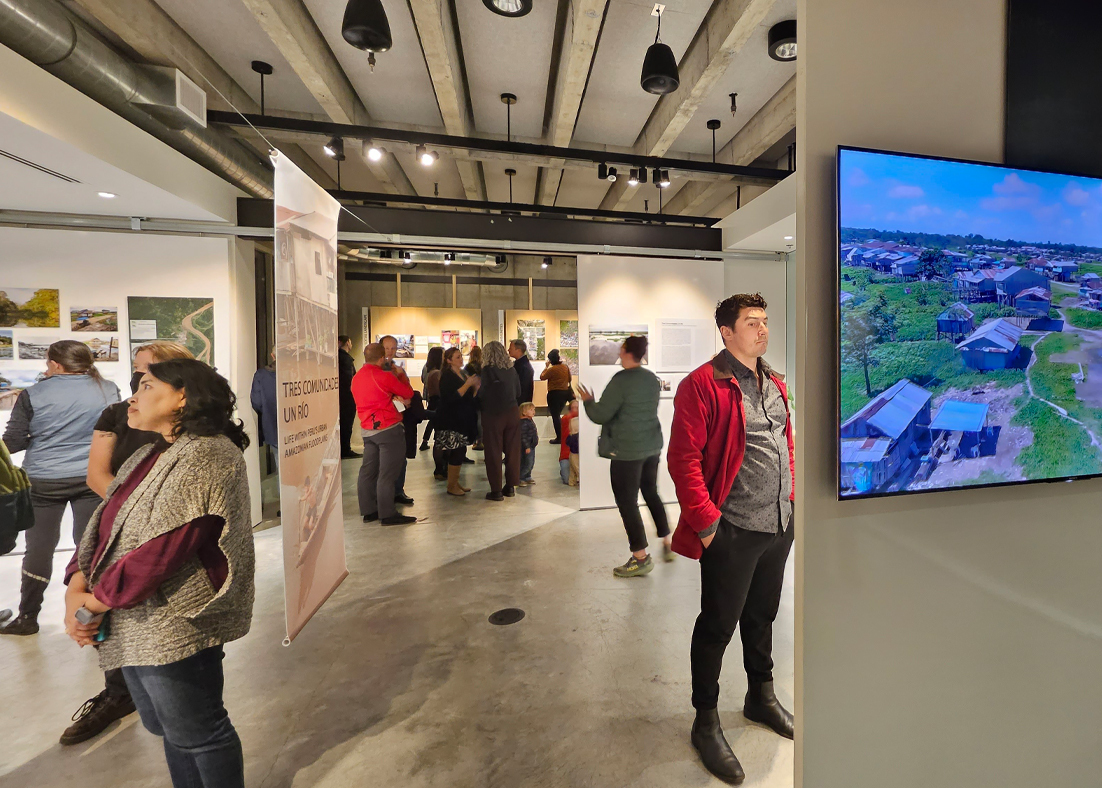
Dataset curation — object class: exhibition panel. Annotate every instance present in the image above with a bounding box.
[504,309,579,407]
[366,306,482,391]
[576,255,724,510]
[0,226,262,525]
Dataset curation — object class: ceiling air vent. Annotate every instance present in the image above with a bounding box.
[134,67,207,130]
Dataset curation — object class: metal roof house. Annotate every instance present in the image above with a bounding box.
[953,265,1047,303]
[840,379,933,493]
[1013,286,1052,317]
[956,318,1024,370]
[930,400,994,460]
[936,302,975,341]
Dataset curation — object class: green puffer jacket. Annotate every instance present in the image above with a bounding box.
[0,439,33,554]
[583,366,663,461]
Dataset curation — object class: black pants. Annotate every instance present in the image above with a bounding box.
[609,455,669,553]
[422,395,439,445]
[339,395,356,456]
[24,477,101,583]
[690,516,794,710]
[547,389,574,442]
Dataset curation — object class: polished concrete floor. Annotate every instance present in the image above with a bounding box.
[0,418,794,787]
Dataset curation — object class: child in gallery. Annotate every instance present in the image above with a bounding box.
[518,402,538,486]
[566,413,580,487]
[559,400,579,484]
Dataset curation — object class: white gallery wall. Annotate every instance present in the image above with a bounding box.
[0,228,262,527]
[577,254,789,511]
[797,1,1102,787]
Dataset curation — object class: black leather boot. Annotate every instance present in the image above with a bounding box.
[690,708,745,784]
[744,680,794,739]
[0,574,49,636]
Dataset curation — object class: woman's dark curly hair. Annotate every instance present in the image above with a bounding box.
[147,359,250,450]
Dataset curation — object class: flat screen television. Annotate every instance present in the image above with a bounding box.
[838,146,1102,498]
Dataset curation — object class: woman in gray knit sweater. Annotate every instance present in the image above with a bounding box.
[64,359,254,788]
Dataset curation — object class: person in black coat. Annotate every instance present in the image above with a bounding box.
[509,339,535,404]
[477,342,522,500]
[434,348,480,495]
[338,336,359,459]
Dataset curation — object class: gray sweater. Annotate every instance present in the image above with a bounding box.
[3,374,119,479]
[78,434,255,670]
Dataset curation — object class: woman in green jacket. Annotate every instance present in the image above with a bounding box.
[577,334,671,578]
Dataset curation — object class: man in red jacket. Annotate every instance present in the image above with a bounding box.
[352,343,416,526]
[668,293,795,785]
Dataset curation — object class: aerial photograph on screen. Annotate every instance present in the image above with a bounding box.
[839,148,1102,497]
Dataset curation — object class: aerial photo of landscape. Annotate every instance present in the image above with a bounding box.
[839,148,1102,497]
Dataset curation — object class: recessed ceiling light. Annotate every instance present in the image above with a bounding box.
[482,0,532,18]
[784,235,794,240]
[768,20,797,62]
[367,146,383,162]
[416,144,437,167]
[97,192,117,199]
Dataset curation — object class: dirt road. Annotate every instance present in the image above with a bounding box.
[181,303,213,364]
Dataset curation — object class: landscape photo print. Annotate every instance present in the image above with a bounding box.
[838,147,1102,498]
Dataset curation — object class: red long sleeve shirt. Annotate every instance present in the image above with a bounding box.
[65,450,228,609]
[351,363,415,431]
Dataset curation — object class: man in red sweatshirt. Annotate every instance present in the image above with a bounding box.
[351,342,416,526]
[668,293,795,785]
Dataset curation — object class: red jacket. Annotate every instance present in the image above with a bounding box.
[351,363,415,432]
[668,352,794,560]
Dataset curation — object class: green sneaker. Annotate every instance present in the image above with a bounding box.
[663,543,675,563]
[613,554,654,578]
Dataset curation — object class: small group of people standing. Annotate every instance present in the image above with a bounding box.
[1,339,255,788]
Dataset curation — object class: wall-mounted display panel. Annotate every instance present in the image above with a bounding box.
[368,306,482,392]
[839,146,1102,499]
[505,309,579,407]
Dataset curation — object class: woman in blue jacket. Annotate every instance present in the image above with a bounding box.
[0,340,119,635]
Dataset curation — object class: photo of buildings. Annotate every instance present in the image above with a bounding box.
[839,148,1102,497]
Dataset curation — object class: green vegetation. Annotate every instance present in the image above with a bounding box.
[127,296,215,364]
[1077,262,1102,277]
[1011,399,1102,479]
[1030,333,1080,405]
[962,469,1011,486]
[1020,334,1042,349]
[1064,308,1102,330]
[0,288,59,328]
[1055,292,1080,307]
[841,227,1102,258]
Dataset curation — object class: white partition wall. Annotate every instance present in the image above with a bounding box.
[798,1,1102,787]
[0,227,261,525]
[576,255,722,510]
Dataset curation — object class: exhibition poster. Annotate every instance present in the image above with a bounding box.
[82,337,119,361]
[17,336,58,360]
[127,296,215,365]
[516,319,546,360]
[376,333,414,357]
[0,369,43,410]
[273,151,348,643]
[0,331,11,359]
[656,318,715,372]
[559,319,579,348]
[70,306,118,332]
[589,324,648,365]
[441,329,459,349]
[0,288,60,328]
[460,330,478,355]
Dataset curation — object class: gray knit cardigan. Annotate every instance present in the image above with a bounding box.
[77,433,255,670]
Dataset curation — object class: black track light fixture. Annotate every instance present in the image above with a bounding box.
[323,136,345,161]
[657,169,671,188]
[628,168,640,186]
[342,0,393,71]
[768,20,797,61]
[542,256,552,269]
[606,166,618,183]
[641,8,679,95]
[444,252,454,265]
[416,144,438,166]
[598,163,608,180]
[482,0,532,18]
[639,166,648,185]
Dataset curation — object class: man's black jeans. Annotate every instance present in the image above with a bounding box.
[690,514,794,710]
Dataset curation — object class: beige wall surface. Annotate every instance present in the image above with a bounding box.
[797,2,1102,787]
[367,306,482,393]
[505,309,579,407]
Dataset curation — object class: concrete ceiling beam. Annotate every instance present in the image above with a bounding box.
[407,0,485,201]
[665,74,795,214]
[240,0,416,195]
[600,0,778,211]
[536,0,610,206]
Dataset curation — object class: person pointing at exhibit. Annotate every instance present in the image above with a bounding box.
[667,292,795,785]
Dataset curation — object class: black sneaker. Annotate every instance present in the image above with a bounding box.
[60,690,136,745]
[362,512,379,523]
[502,485,516,497]
[462,457,475,465]
[486,491,504,501]
[380,514,417,526]
[394,494,415,505]
[612,554,654,578]
[0,613,38,635]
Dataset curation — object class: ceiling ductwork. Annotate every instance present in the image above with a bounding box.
[0,0,274,198]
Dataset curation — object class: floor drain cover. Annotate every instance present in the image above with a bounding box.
[488,608,525,626]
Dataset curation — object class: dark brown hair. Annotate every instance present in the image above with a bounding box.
[48,340,103,383]
[622,335,648,362]
[147,359,249,450]
[444,347,463,366]
[715,293,768,330]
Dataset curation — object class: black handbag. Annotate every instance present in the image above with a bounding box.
[0,440,33,555]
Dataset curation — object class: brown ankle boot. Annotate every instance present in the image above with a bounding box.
[446,465,466,496]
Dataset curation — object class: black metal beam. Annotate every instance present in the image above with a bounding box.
[209,111,788,181]
[237,198,722,252]
[345,271,577,287]
[327,189,717,226]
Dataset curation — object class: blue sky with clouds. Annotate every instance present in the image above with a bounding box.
[840,149,1102,248]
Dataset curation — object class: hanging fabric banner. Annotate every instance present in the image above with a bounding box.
[273,151,348,643]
